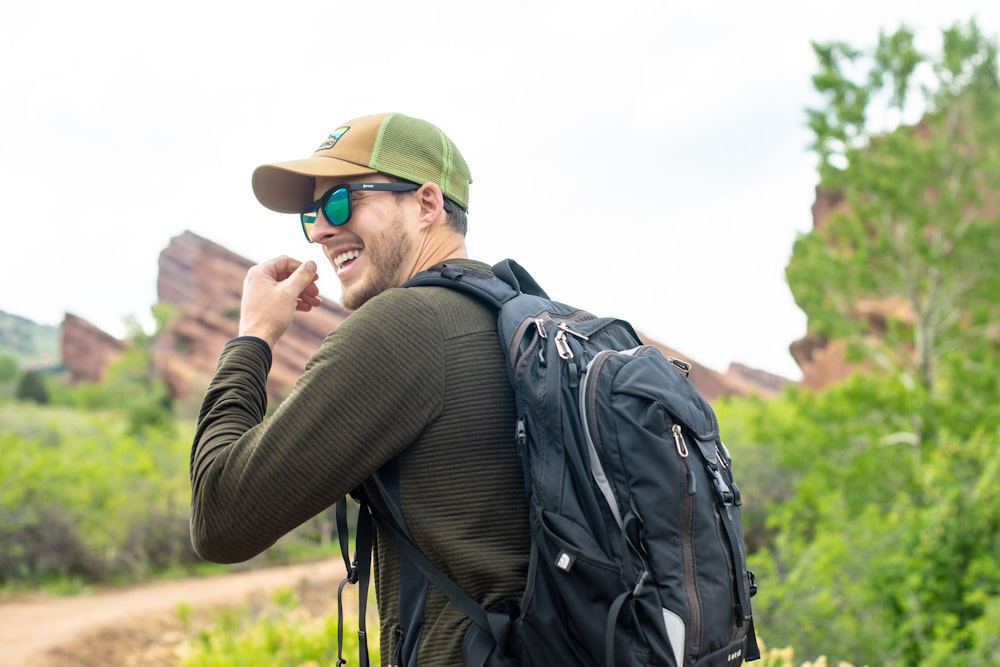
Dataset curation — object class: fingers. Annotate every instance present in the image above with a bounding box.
[238,257,323,345]
[250,255,310,283]
[292,261,323,312]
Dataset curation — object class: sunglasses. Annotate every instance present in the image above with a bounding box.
[300,182,420,242]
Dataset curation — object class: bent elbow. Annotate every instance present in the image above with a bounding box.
[189,513,268,565]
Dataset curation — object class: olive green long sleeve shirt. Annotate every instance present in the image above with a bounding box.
[190,259,530,666]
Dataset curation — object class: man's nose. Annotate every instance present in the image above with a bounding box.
[309,210,342,244]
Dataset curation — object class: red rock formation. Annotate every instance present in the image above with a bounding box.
[60,314,126,384]
[721,362,789,398]
[154,231,349,408]
[789,332,854,390]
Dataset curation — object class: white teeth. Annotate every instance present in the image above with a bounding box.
[334,249,362,268]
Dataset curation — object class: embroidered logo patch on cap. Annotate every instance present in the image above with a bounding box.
[316,126,349,151]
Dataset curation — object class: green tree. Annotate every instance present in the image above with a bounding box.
[788,20,1000,397]
[718,368,1000,666]
[16,370,49,404]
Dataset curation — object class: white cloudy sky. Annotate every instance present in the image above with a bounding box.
[2,1,998,379]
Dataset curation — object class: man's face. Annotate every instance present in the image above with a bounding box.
[309,175,417,310]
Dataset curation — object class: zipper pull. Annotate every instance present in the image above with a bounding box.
[534,319,550,365]
[554,323,589,360]
[554,329,572,359]
[672,424,689,457]
[534,318,548,338]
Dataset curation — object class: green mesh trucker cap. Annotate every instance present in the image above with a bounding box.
[252,113,472,214]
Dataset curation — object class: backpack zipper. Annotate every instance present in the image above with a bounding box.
[579,348,643,530]
[578,345,657,528]
[675,425,702,656]
[508,311,592,377]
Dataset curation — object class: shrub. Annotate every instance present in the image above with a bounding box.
[178,587,380,667]
[16,370,49,404]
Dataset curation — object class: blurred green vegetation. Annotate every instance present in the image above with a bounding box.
[0,323,338,597]
[722,354,1000,666]
[178,586,380,667]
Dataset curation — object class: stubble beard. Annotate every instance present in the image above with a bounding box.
[339,215,411,311]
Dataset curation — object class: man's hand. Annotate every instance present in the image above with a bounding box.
[238,256,322,348]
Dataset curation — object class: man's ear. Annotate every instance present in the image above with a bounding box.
[415,183,447,228]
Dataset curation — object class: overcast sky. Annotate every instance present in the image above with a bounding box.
[2,1,998,379]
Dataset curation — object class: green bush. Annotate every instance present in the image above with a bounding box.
[0,399,341,592]
[15,370,49,404]
[179,587,380,667]
[0,404,196,585]
[717,362,1000,667]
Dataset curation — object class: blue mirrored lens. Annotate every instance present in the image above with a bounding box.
[322,188,351,226]
[300,187,352,242]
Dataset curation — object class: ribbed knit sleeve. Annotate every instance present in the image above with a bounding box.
[189,287,448,563]
[189,337,271,557]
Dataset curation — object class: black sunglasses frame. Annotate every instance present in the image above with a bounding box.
[300,182,420,242]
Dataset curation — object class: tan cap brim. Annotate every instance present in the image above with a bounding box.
[251,156,379,214]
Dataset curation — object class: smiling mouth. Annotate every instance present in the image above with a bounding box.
[333,249,362,271]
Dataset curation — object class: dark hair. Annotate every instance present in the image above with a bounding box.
[443,198,468,236]
[384,175,468,236]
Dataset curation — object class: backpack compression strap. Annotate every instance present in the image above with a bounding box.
[689,437,761,661]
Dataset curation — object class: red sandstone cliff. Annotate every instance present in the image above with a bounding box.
[59,230,786,406]
[153,231,350,407]
[60,314,126,384]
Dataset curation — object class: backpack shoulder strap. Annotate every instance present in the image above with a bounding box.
[364,470,493,628]
[336,483,510,667]
[401,259,548,307]
[366,465,515,667]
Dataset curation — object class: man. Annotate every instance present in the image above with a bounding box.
[189,113,530,666]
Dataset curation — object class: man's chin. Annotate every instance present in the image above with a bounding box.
[339,283,376,311]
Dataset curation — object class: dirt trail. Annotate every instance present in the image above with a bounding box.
[0,559,347,667]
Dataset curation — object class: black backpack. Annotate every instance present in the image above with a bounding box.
[336,259,760,667]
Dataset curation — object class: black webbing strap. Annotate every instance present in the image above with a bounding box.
[366,473,497,634]
[691,437,760,660]
[368,497,513,667]
[339,476,512,666]
[335,497,373,667]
